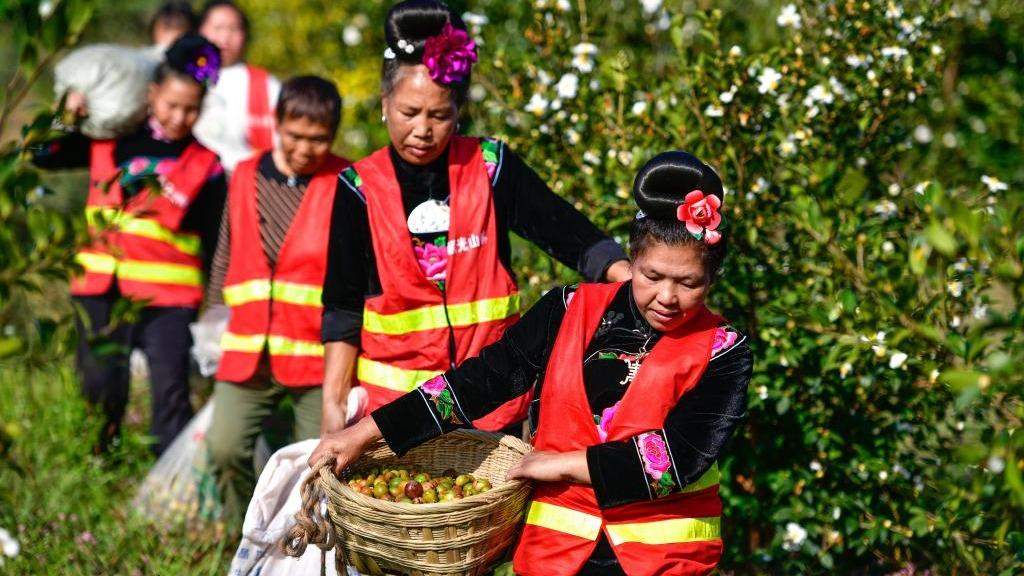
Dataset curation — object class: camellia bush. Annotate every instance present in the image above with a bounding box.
[244,0,1023,572]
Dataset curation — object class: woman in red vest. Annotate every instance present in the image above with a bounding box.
[194,0,278,172]
[312,151,753,575]
[321,0,631,436]
[202,76,352,522]
[32,35,226,455]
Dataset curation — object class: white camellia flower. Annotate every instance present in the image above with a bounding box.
[776,4,802,29]
[914,125,934,144]
[882,241,895,254]
[914,181,931,194]
[782,522,807,551]
[873,199,898,219]
[840,362,852,378]
[947,280,964,297]
[810,460,823,472]
[720,85,738,103]
[981,175,1009,192]
[462,12,489,39]
[525,93,550,116]
[728,45,743,58]
[845,54,868,68]
[757,67,782,94]
[554,73,579,99]
[757,385,768,400]
[556,0,571,11]
[38,0,56,19]
[342,25,362,47]
[571,43,599,73]
[881,46,909,60]
[889,351,908,369]
[704,104,724,118]
[583,151,600,166]
[777,138,797,158]
[631,101,648,115]
[0,528,18,560]
[640,0,663,14]
[987,456,1006,473]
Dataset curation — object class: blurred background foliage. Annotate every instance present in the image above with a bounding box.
[1,0,1022,573]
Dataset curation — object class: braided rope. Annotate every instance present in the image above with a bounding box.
[281,457,339,560]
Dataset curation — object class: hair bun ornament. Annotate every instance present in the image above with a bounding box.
[185,41,221,85]
[677,190,723,245]
[422,22,477,84]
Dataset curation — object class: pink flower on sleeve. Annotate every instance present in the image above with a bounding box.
[638,432,672,480]
[712,327,738,357]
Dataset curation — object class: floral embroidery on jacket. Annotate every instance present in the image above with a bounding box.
[711,326,739,358]
[420,375,463,425]
[636,430,678,498]
[594,401,620,442]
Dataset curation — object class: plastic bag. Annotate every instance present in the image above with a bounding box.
[189,305,229,378]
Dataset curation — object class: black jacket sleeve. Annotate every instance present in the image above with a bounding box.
[587,339,753,509]
[30,131,91,170]
[372,286,571,455]
[493,146,628,281]
[321,177,374,345]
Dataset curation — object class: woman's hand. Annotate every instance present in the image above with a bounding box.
[605,260,633,283]
[309,415,382,475]
[506,450,591,484]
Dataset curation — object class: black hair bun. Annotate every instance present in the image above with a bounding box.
[633,151,724,220]
[164,33,221,83]
[385,0,466,61]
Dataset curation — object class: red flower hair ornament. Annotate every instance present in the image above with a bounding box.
[676,190,724,245]
[422,23,477,85]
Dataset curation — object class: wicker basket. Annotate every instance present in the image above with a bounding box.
[316,430,532,576]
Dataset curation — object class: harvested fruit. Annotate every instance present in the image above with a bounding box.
[345,466,493,504]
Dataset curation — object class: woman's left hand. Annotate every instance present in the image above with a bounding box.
[506,450,591,484]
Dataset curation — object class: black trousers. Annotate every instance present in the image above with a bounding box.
[74,288,196,454]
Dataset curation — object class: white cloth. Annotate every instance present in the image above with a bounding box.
[189,305,230,377]
[194,62,281,172]
[229,389,368,576]
[53,43,163,139]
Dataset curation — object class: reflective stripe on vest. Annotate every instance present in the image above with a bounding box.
[223,279,323,308]
[523,463,720,541]
[85,207,201,256]
[524,500,603,541]
[118,260,201,287]
[75,252,117,274]
[606,517,721,546]
[220,332,323,357]
[357,357,440,393]
[363,294,520,335]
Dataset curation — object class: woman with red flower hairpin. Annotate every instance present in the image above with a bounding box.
[32,34,227,456]
[311,151,753,575]
[319,0,632,437]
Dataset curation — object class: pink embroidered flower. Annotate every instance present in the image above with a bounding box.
[414,242,448,281]
[638,432,672,480]
[420,375,447,397]
[127,158,149,175]
[596,402,620,442]
[712,327,738,357]
[154,159,175,176]
[485,161,497,182]
[676,190,723,245]
[422,23,478,85]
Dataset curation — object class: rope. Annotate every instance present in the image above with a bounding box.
[281,457,339,561]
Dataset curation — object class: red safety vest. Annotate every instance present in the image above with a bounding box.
[246,64,274,152]
[355,136,527,430]
[216,153,351,386]
[513,282,726,576]
[73,139,218,308]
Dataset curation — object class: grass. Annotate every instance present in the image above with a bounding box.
[0,361,233,574]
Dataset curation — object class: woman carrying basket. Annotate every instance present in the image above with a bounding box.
[320,0,631,436]
[311,151,753,575]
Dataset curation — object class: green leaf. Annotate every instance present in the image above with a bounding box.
[925,221,957,256]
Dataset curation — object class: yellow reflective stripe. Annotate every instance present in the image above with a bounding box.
[524,501,603,541]
[267,336,323,358]
[220,332,266,353]
[357,358,440,393]
[682,462,720,494]
[363,294,520,335]
[605,516,720,546]
[116,260,202,287]
[75,252,116,274]
[223,279,272,307]
[271,281,322,307]
[85,207,200,256]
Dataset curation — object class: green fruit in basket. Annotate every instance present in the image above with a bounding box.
[404,479,423,499]
[422,488,438,503]
[413,472,430,483]
[389,476,403,489]
[398,469,410,480]
[455,474,473,487]
[473,479,492,492]
[440,491,457,502]
[372,482,388,498]
[398,496,414,504]
[389,484,404,499]
[462,485,477,498]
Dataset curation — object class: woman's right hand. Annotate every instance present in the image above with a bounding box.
[309,414,383,475]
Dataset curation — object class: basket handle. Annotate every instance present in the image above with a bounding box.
[281,456,345,574]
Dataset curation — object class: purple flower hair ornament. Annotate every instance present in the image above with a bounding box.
[422,22,477,85]
[185,44,221,86]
